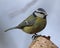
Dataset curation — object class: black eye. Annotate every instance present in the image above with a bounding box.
[40,12,44,14]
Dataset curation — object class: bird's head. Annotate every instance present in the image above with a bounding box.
[33,8,48,19]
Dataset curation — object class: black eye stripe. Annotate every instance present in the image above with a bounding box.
[40,12,44,14]
[36,12,45,15]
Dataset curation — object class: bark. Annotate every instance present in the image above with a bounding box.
[29,35,58,48]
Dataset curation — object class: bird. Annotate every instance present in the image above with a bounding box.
[4,8,48,38]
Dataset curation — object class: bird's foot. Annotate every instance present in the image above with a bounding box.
[32,33,41,40]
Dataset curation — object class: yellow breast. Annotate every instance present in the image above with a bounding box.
[23,26,33,34]
[23,17,46,34]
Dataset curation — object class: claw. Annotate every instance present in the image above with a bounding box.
[32,33,41,40]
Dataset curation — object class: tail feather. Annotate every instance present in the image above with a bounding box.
[4,27,17,32]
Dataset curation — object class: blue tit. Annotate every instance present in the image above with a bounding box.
[4,8,48,37]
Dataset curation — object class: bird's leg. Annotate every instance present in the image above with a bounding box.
[32,33,41,40]
[32,33,37,39]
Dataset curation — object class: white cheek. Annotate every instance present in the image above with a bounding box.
[35,13,44,18]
